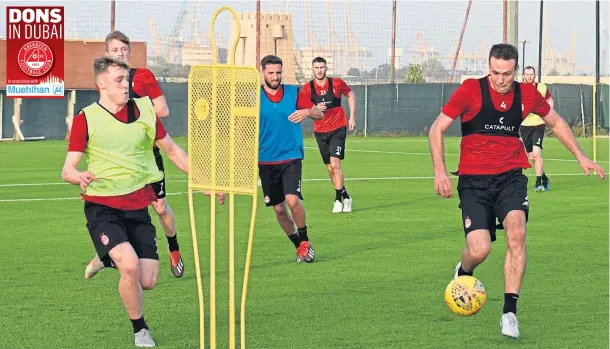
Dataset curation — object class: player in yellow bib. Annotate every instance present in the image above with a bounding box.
[520,66,554,191]
[62,56,224,347]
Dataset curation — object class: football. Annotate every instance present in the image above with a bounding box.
[444,276,487,316]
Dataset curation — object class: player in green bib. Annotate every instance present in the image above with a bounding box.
[520,66,554,191]
[62,56,225,347]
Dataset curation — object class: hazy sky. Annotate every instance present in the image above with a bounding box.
[1,0,608,74]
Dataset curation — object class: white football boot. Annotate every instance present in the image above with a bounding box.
[342,198,352,213]
[84,255,105,280]
[500,312,520,339]
[453,262,461,280]
[134,329,156,347]
[332,200,343,213]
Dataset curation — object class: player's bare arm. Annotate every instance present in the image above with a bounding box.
[155,134,226,203]
[546,96,554,110]
[288,107,323,123]
[61,151,97,190]
[155,134,188,173]
[347,91,356,130]
[308,106,324,120]
[542,110,606,179]
[429,112,455,198]
[151,95,169,118]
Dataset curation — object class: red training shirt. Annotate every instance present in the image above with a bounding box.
[68,100,168,210]
[95,68,164,99]
[297,78,352,133]
[525,82,552,100]
[442,77,551,175]
[264,84,310,105]
[130,68,164,100]
[130,68,165,151]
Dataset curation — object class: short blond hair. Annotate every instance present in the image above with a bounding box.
[93,55,130,80]
[104,30,131,52]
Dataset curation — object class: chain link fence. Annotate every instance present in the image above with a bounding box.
[0,1,607,140]
[1,82,606,140]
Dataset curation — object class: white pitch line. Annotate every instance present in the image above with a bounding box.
[0,146,603,187]
[0,173,601,203]
[0,182,67,187]
[0,179,191,188]
[304,146,432,156]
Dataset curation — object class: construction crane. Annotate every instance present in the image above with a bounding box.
[540,7,579,75]
[149,16,157,58]
[404,33,437,66]
[304,1,317,49]
[326,0,343,75]
[161,0,188,63]
[293,38,307,84]
[343,2,370,74]
[192,1,201,46]
[446,39,488,74]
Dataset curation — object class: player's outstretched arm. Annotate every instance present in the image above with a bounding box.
[61,151,97,191]
[429,112,455,198]
[155,134,226,203]
[543,109,606,179]
[288,107,323,123]
[308,106,324,120]
[155,134,188,173]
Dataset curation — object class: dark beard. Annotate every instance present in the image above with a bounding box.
[264,79,280,90]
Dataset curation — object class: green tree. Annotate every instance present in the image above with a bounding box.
[404,63,425,83]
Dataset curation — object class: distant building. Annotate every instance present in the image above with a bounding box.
[181,43,227,67]
[230,12,298,84]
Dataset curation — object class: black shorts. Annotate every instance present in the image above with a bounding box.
[457,169,529,242]
[258,159,303,207]
[314,126,347,164]
[520,124,546,153]
[150,146,166,199]
[84,202,159,263]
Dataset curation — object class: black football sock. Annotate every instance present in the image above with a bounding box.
[503,293,519,315]
[297,225,308,242]
[167,234,180,252]
[288,231,300,248]
[535,176,542,186]
[457,265,473,277]
[341,187,351,200]
[335,189,342,201]
[131,315,148,333]
[542,172,549,182]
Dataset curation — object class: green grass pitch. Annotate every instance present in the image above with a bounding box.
[0,136,607,349]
